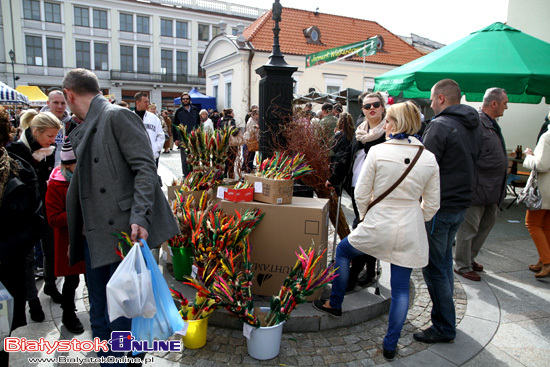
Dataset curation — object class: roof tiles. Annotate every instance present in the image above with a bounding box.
[243,7,423,66]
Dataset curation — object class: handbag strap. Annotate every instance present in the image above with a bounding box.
[363,146,424,216]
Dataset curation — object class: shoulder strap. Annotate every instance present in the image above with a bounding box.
[364,146,424,215]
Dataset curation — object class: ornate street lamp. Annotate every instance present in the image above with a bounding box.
[8,49,18,88]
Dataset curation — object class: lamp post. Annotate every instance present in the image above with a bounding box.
[8,49,17,88]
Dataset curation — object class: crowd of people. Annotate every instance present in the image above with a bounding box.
[1,68,550,366]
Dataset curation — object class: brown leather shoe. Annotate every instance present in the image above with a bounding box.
[535,264,550,278]
[529,262,543,272]
[471,262,484,272]
[454,269,481,281]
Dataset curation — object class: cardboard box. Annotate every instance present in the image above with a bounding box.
[220,197,329,300]
[243,174,294,204]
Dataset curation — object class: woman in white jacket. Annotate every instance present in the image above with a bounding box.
[313,101,440,360]
[523,128,550,278]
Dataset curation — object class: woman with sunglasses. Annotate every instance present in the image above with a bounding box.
[326,92,388,291]
[315,101,440,360]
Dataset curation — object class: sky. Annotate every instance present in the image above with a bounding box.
[229,0,510,45]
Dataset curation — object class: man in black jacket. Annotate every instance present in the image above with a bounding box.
[173,92,199,176]
[454,88,508,281]
[414,79,481,344]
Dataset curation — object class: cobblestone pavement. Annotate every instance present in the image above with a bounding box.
[145,270,466,366]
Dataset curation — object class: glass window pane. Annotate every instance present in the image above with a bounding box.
[23,0,41,20]
[120,45,133,72]
[136,16,149,34]
[74,7,89,27]
[94,42,108,71]
[176,21,188,38]
[120,13,133,32]
[45,2,61,23]
[212,26,221,38]
[25,35,43,65]
[93,9,107,29]
[75,41,91,69]
[198,52,205,77]
[46,38,63,67]
[176,51,188,75]
[225,82,232,108]
[198,24,209,41]
[161,49,173,74]
[161,19,172,37]
[137,47,149,73]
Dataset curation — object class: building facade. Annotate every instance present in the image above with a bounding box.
[0,0,264,108]
[201,7,424,127]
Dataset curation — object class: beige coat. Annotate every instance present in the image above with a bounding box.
[523,130,550,210]
[347,137,440,268]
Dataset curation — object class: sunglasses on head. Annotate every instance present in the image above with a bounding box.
[363,102,381,109]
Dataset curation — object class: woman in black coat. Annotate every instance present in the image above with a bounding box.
[0,108,44,365]
[6,109,62,318]
[326,92,388,291]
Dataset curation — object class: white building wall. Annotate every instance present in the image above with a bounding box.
[1,0,264,108]
[487,0,550,151]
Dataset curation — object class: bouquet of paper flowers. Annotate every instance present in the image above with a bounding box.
[171,191,264,284]
[176,125,234,172]
[254,152,313,180]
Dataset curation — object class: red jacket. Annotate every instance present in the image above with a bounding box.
[45,166,86,276]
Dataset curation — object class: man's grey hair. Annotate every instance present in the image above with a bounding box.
[62,69,100,96]
[482,87,507,107]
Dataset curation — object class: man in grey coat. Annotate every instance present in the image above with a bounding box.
[62,69,179,363]
[454,88,509,281]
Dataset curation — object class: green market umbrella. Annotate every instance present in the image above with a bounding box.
[374,23,550,104]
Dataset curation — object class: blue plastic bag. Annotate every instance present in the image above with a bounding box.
[131,240,185,346]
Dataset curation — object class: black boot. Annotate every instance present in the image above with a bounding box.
[44,285,62,304]
[28,298,45,322]
[62,311,84,334]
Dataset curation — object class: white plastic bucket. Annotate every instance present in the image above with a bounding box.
[245,307,285,360]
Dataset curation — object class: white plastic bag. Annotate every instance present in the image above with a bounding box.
[106,244,156,322]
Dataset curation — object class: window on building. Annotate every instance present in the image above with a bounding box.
[198,53,205,77]
[93,9,107,29]
[23,0,41,20]
[198,24,209,41]
[231,28,239,36]
[74,7,89,27]
[25,35,43,65]
[225,82,232,108]
[75,40,91,69]
[120,45,133,72]
[46,38,63,67]
[326,85,340,95]
[137,47,150,73]
[136,15,149,34]
[120,13,133,32]
[213,85,218,101]
[176,21,188,38]
[176,51,188,75]
[161,19,172,37]
[212,26,221,38]
[44,2,61,23]
[161,49,173,75]
[94,42,108,71]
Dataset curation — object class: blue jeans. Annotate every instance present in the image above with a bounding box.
[422,210,466,340]
[329,237,367,309]
[84,240,131,366]
[384,264,412,351]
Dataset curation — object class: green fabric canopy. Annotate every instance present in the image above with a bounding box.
[374,23,550,104]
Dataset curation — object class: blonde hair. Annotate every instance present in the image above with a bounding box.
[20,109,62,135]
[148,103,157,110]
[386,101,422,135]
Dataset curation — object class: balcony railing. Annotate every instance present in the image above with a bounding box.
[110,70,206,85]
